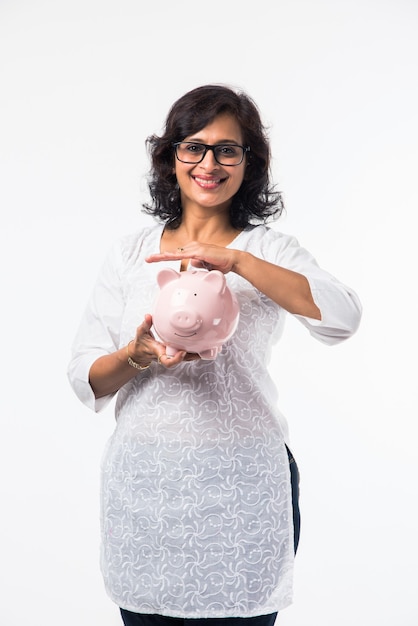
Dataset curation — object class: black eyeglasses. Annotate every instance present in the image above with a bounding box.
[173,141,250,166]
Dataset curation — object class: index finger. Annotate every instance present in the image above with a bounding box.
[145,252,184,263]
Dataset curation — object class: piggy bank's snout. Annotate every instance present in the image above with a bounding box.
[169,309,202,332]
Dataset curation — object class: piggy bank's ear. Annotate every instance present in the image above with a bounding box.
[156,268,180,289]
[202,269,226,294]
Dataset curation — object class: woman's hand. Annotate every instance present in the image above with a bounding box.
[146,241,321,319]
[146,242,241,274]
[89,314,200,399]
[130,314,199,368]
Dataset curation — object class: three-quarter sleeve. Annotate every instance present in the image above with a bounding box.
[258,228,362,344]
[294,274,362,344]
[67,242,125,412]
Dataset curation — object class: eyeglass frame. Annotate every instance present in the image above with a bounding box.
[172,141,250,166]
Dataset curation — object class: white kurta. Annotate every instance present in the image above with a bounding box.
[68,223,361,618]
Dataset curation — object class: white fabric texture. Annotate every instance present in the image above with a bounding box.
[68,223,361,618]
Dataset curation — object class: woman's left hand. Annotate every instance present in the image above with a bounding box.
[146,241,240,274]
[147,240,321,319]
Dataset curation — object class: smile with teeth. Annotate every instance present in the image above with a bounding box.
[193,175,225,188]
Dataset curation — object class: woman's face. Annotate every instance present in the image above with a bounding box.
[174,113,247,215]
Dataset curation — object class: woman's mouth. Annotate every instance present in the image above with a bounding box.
[192,175,225,189]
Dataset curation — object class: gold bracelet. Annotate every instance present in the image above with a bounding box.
[127,341,151,370]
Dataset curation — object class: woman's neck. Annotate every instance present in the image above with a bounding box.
[164,211,241,246]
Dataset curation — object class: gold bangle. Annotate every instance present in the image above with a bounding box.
[127,341,151,370]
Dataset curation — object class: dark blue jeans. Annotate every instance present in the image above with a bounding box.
[120,447,300,626]
[287,444,301,554]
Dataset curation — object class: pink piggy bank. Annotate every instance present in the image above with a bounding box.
[152,268,240,360]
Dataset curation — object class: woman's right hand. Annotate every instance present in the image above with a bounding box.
[89,314,199,399]
[129,313,188,368]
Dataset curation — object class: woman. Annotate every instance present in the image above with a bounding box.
[68,84,362,626]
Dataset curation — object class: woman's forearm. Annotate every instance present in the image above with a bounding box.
[233,251,321,320]
[89,347,141,399]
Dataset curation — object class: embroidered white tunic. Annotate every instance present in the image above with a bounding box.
[68,224,361,618]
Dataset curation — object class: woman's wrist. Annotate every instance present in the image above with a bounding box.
[231,249,251,276]
[126,340,152,370]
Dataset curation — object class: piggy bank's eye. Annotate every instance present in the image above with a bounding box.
[194,293,197,296]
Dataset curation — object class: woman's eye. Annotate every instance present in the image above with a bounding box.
[219,145,238,155]
[187,143,205,153]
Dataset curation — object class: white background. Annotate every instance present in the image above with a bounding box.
[1,1,417,624]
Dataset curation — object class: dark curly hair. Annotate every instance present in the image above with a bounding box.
[142,84,284,230]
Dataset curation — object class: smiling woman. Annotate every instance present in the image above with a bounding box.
[67,84,362,626]
[169,113,248,215]
[143,85,282,231]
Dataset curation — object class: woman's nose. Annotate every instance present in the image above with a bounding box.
[200,148,219,167]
